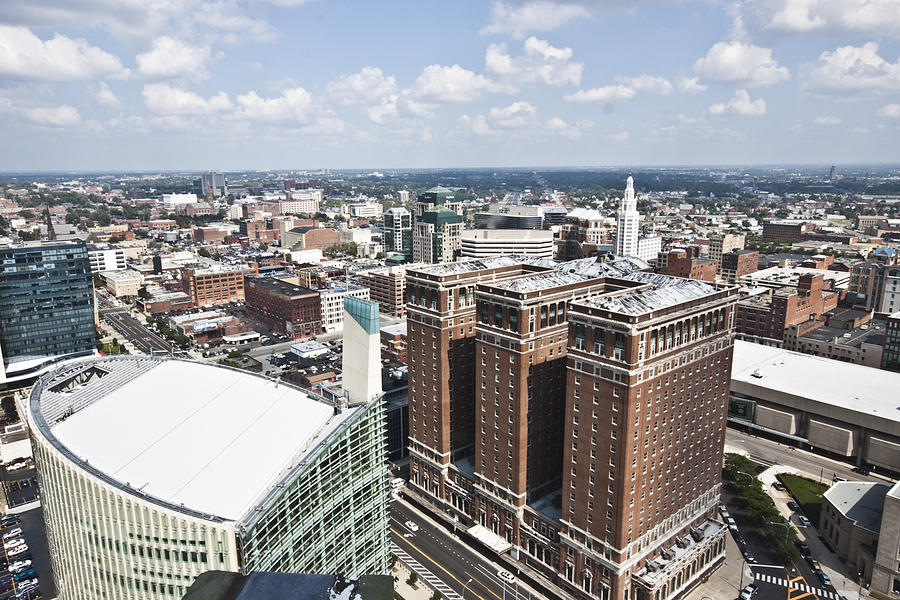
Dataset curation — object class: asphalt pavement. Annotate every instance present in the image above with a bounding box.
[100,307,175,354]
[390,497,538,600]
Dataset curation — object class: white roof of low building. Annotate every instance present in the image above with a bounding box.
[732,341,900,424]
[823,481,889,532]
[37,359,336,521]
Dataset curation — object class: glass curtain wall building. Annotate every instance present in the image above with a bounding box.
[0,240,96,385]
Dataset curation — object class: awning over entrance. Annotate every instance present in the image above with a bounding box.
[468,524,513,553]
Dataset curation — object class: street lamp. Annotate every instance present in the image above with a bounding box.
[769,520,791,545]
[858,571,863,599]
[462,578,473,600]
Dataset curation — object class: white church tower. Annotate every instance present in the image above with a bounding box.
[615,176,640,258]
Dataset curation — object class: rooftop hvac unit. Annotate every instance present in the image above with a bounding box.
[676,537,690,549]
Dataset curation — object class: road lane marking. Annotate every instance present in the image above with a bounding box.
[392,528,502,600]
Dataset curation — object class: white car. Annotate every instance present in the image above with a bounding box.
[8,544,29,556]
[4,538,25,550]
[3,527,22,539]
[497,570,515,584]
[6,462,28,472]
[739,583,758,599]
[15,578,38,589]
[9,559,32,573]
[798,515,812,527]
[404,520,419,532]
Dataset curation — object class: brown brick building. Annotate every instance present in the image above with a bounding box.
[182,264,258,307]
[193,227,228,244]
[736,273,839,344]
[720,249,759,283]
[380,322,407,363]
[762,221,815,241]
[244,276,322,338]
[359,265,412,317]
[664,249,717,281]
[406,257,738,600]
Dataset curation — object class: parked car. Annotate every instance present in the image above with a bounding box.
[9,559,32,572]
[805,556,820,570]
[8,545,29,557]
[773,481,786,491]
[794,540,811,555]
[787,501,800,511]
[798,515,812,527]
[725,517,738,531]
[851,466,870,475]
[404,520,419,532]
[4,538,26,550]
[743,548,756,563]
[739,583,758,599]
[15,578,37,588]
[816,570,832,587]
[1,527,21,539]
[497,570,515,584]
[14,569,37,582]
[7,462,28,472]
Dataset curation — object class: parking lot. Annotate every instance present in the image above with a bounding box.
[0,466,54,599]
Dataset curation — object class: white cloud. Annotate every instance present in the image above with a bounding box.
[481,1,591,37]
[136,36,211,79]
[813,116,841,125]
[327,67,398,105]
[485,37,582,88]
[564,85,635,102]
[877,104,900,117]
[802,43,900,94]
[0,25,128,82]
[738,0,900,38]
[235,87,316,123]
[458,114,493,136]
[615,74,672,94]
[707,89,767,116]
[608,130,630,142]
[22,105,81,127]
[93,82,120,108]
[544,116,595,139]
[676,76,708,93]
[489,101,538,129]
[142,83,233,115]
[694,41,790,87]
[411,64,508,103]
[368,92,433,123]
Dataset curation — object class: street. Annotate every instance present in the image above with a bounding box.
[100,307,175,355]
[391,497,539,600]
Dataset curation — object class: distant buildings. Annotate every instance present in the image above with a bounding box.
[720,249,758,284]
[244,276,322,338]
[380,322,407,363]
[882,312,900,372]
[736,273,839,345]
[281,227,340,251]
[762,220,815,241]
[358,265,413,318]
[28,357,389,600]
[182,264,258,307]
[474,204,544,230]
[382,207,412,256]
[193,171,227,197]
[460,229,554,260]
[0,240,96,386]
[320,282,370,333]
[87,242,126,273]
[708,233,745,271]
[614,177,662,262]
[783,308,885,368]
[161,193,199,209]
[101,269,142,297]
[663,248,717,281]
[849,259,900,314]
[281,189,322,215]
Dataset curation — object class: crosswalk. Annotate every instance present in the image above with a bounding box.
[754,572,842,599]
[391,542,463,600]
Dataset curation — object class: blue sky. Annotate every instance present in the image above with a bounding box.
[0,0,899,170]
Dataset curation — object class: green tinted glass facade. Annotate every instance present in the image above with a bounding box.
[345,297,381,334]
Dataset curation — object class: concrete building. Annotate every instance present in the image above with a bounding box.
[783,310,885,368]
[136,291,193,315]
[615,176,640,258]
[341,297,383,404]
[820,481,887,586]
[708,234,745,270]
[0,240,97,387]
[720,249,758,284]
[342,202,383,219]
[871,481,900,598]
[282,227,340,252]
[319,282,370,333]
[161,193,199,209]
[193,171,227,197]
[729,341,900,473]
[412,209,463,264]
[358,265,416,318]
[382,207,412,256]
[27,356,389,600]
[460,229,555,260]
[406,255,736,600]
[339,228,373,245]
[380,322,407,363]
[101,269,143,297]
[87,242,126,273]
[183,264,258,308]
[282,189,323,215]
[244,276,322,339]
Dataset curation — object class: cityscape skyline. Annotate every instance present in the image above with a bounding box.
[1,1,900,170]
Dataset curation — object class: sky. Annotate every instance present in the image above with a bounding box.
[0,0,899,171]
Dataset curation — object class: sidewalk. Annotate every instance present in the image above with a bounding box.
[758,464,865,599]
[393,560,440,600]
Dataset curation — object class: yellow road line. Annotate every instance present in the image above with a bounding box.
[392,527,501,600]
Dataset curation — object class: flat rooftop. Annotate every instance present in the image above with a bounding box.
[582,272,721,316]
[246,275,318,297]
[732,340,900,424]
[824,482,889,532]
[33,358,340,521]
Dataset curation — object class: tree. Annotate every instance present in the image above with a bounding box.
[406,572,418,587]
[1,396,18,422]
[431,591,442,600]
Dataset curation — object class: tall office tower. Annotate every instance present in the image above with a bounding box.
[193,171,227,198]
[398,190,410,205]
[413,186,461,218]
[383,207,412,255]
[0,240,96,386]
[407,256,738,600]
[412,187,464,264]
[615,177,640,259]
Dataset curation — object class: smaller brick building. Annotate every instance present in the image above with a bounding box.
[244,276,322,339]
[380,322,407,363]
[182,264,258,307]
[721,249,759,283]
[664,248,717,281]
